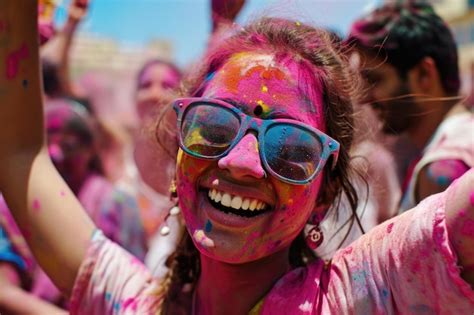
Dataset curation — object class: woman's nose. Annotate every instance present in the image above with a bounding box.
[218,133,266,180]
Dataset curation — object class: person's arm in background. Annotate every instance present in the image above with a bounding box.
[41,0,89,99]
[416,160,470,203]
[445,168,474,287]
[0,0,95,297]
[0,264,67,315]
[0,225,67,315]
[207,0,245,51]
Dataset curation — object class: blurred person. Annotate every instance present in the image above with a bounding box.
[41,0,90,102]
[347,1,474,212]
[121,59,184,277]
[0,101,146,313]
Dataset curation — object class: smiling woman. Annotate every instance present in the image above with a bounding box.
[1,2,474,315]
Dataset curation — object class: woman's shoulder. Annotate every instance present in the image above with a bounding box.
[69,231,164,314]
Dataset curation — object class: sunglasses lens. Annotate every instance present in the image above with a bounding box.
[181,103,240,157]
[264,124,322,181]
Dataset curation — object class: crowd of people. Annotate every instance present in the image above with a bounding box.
[0,0,473,314]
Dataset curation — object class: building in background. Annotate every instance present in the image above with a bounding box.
[433,0,474,106]
[67,34,174,128]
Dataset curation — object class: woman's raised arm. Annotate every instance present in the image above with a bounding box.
[0,1,95,296]
[445,168,474,288]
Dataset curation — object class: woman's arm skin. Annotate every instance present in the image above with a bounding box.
[0,264,68,315]
[0,1,95,296]
[445,168,474,288]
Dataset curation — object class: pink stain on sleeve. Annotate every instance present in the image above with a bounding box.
[386,223,394,233]
[461,219,474,238]
[122,297,138,311]
[5,43,29,80]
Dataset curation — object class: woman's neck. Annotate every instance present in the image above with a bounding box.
[194,248,291,315]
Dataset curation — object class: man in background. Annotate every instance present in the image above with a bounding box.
[347,1,473,212]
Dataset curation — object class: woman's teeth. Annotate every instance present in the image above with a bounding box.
[208,189,267,211]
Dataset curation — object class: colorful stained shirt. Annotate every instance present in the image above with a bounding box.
[400,111,474,212]
[0,174,147,305]
[69,183,474,314]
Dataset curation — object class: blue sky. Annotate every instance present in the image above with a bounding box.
[55,0,381,67]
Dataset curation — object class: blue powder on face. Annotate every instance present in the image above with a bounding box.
[436,175,450,186]
[205,220,213,233]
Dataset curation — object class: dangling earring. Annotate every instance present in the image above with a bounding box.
[305,213,324,250]
[160,204,180,236]
[160,179,180,236]
[169,179,177,199]
[305,224,323,250]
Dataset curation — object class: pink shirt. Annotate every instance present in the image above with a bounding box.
[70,187,474,314]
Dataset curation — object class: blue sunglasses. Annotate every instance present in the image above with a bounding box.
[173,97,340,185]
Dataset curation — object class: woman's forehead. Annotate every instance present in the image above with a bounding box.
[202,52,325,128]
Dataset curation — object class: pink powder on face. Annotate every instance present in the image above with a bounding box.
[469,191,474,207]
[32,198,41,212]
[5,43,29,80]
[217,133,265,179]
[60,190,66,197]
[461,219,474,238]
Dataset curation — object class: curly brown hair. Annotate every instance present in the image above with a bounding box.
[155,17,363,313]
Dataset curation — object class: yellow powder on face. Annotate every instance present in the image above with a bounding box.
[177,149,184,164]
[261,85,268,93]
[256,99,270,114]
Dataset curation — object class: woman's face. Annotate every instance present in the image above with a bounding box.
[135,63,181,122]
[176,52,326,263]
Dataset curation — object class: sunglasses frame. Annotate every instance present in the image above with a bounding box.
[173,97,340,185]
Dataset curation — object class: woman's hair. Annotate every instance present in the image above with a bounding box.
[157,17,362,312]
